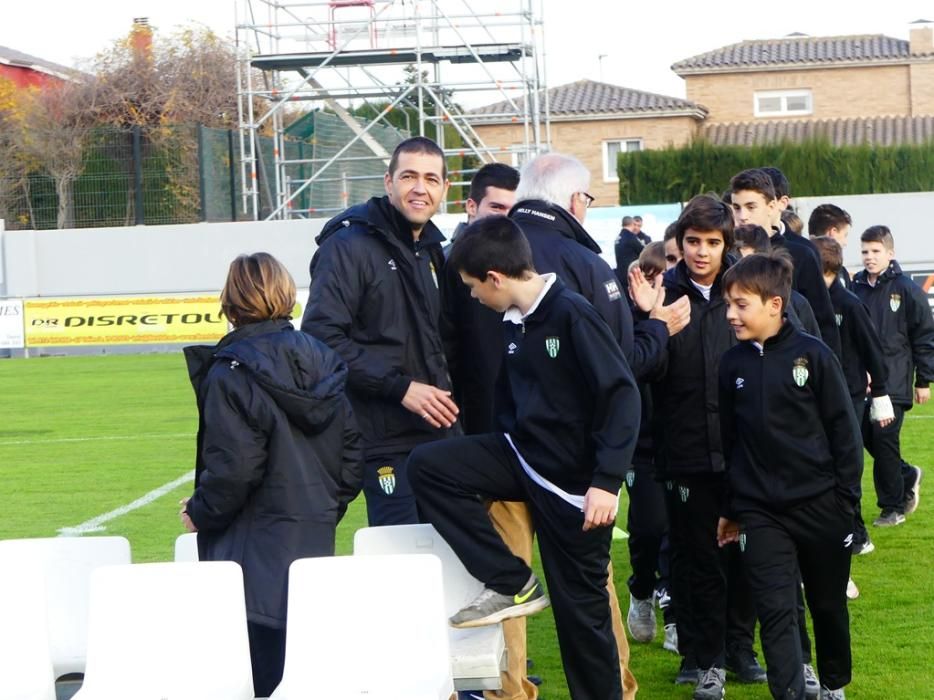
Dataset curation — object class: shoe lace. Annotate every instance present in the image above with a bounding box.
[699,667,723,688]
[633,597,654,615]
[804,664,818,684]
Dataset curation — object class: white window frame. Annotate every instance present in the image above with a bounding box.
[602,139,643,182]
[753,89,813,118]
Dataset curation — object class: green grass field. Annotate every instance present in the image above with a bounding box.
[2,353,932,698]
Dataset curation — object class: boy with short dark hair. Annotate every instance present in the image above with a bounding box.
[812,235,894,554]
[410,215,641,700]
[718,252,861,700]
[730,168,841,358]
[734,224,821,339]
[652,194,765,697]
[851,226,934,526]
[808,205,854,288]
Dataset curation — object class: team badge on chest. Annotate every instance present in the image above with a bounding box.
[890,293,901,312]
[792,357,809,387]
[545,336,560,358]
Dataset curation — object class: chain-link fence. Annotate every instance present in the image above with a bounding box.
[0,116,409,230]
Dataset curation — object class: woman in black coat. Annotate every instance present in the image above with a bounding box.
[180,252,363,697]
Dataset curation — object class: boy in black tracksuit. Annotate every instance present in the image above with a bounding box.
[409,216,640,700]
[718,252,861,700]
[649,195,763,698]
[813,235,895,553]
[851,226,934,526]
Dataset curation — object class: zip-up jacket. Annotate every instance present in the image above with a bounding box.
[494,278,640,495]
[510,199,669,378]
[184,320,363,626]
[651,259,736,478]
[301,196,456,453]
[828,278,889,403]
[718,321,862,515]
[771,230,842,358]
[852,260,934,407]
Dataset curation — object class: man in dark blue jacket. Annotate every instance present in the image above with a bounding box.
[302,136,459,526]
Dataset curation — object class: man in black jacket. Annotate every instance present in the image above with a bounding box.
[615,215,644,290]
[852,225,934,527]
[730,168,842,359]
[302,136,459,526]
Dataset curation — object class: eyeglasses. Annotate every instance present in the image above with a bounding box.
[577,192,595,208]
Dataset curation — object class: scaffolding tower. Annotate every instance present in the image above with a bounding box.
[235,0,550,220]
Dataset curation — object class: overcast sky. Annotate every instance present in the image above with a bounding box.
[1,1,931,99]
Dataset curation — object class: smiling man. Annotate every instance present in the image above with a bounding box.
[302,136,460,526]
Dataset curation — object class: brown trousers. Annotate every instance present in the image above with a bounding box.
[482,500,638,700]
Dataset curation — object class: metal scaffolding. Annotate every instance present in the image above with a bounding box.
[235,0,549,220]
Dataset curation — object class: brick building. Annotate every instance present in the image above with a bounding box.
[471,20,934,204]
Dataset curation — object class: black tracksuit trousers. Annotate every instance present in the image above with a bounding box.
[664,474,757,670]
[625,464,674,624]
[737,489,853,698]
[862,402,914,513]
[408,433,622,700]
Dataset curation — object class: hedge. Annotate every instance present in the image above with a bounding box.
[617,139,934,205]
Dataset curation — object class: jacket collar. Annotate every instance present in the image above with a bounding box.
[663,256,734,300]
[316,196,446,250]
[509,199,602,255]
[503,273,559,325]
[852,260,903,287]
[757,318,798,351]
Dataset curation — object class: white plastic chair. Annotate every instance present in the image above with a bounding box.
[0,556,56,700]
[73,561,253,700]
[271,554,454,700]
[0,536,131,679]
[173,532,199,562]
[354,524,505,691]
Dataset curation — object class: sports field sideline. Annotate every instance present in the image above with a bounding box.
[1,353,932,699]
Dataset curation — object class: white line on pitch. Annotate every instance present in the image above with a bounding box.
[0,433,192,447]
[57,470,195,537]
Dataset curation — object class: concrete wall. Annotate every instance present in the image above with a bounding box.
[1,189,931,300]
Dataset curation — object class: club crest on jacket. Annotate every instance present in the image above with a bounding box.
[377,466,396,495]
[545,336,560,359]
[890,293,901,312]
[792,357,809,387]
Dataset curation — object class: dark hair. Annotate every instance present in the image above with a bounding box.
[721,188,733,204]
[722,251,793,311]
[663,222,678,242]
[734,224,771,254]
[730,168,777,202]
[621,215,635,226]
[808,204,852,237]
[861,225,895,250]
[633,215,643,223]
[781,209,804,234]
[760,166,790,200]
[674,194,735,250]
[447,215,535,280]
[811,236,843,276]
[388,136,447,179]
[468,162,519,204]
[638,241,666,280]
[220,252,296,327]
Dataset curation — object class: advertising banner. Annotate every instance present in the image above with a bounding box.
[0,298,24,349]
[24,295,227,347]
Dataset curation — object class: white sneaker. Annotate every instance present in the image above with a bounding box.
[846,578,859,600]
[663,623,679,653]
